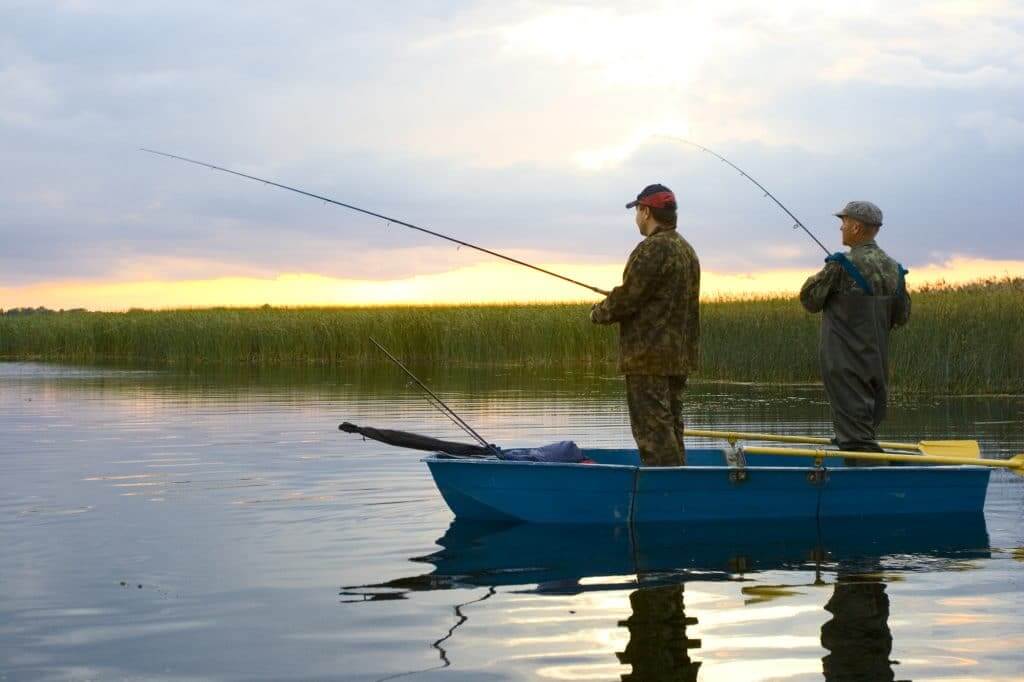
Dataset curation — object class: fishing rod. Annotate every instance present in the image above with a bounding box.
[368,337,497,454]
[141,148,609,296]
[662,136,832,256]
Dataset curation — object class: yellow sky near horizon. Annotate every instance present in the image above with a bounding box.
[2,256,1021,311]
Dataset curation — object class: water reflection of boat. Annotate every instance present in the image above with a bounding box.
[425,447,992,523]
[343,515,990,682]
[344,513,990,598]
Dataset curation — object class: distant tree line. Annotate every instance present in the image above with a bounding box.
[1,307,88,316]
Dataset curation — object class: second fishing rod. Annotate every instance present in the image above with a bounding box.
[662,136,832,257]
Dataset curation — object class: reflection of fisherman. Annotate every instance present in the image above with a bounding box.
[591,184,701,466]
[617,584,701,681]
[799,202,911,456]
[820,575,896,681]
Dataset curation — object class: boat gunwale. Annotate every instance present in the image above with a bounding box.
[420,454,992,474]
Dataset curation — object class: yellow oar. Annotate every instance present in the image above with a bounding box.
[739,444,1024,475]
[685,429,981,458]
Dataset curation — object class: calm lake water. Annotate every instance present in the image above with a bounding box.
[1,362,1022,681]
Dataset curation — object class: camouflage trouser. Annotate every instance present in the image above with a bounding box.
[619,584,701,681]
[625,374,687,467]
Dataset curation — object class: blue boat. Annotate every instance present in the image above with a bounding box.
[424,447,991,524]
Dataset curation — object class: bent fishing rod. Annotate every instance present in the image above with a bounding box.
[141,148,609,296]
[661,136,832,257]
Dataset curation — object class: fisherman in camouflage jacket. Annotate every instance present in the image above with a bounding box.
[591,184,701,466]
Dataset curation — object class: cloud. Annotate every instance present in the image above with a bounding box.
[0,1,1022,300]
[957,110,1024,145]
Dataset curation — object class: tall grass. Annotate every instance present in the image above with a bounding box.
[1,279,1021,393]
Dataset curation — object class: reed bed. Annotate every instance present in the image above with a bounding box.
[1,278,1021,393]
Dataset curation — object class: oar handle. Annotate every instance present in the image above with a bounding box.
[686,428,831,445]
[741,445,1024,473]
[685,428,921,452]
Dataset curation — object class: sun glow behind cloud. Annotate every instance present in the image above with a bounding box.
[500,5,710,171]
[2,256,1020,311]
[574,119,692,171]
[495,6,715,86]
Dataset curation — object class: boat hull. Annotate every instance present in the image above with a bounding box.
[424,447,991,524]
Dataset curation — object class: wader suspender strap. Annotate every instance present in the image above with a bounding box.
[826,252,874,295]
[897,264,908,292]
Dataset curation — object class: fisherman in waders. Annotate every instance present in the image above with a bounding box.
[800,201,911,461]
[591,184,700,467]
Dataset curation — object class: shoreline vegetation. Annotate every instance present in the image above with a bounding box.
[1,278,1021,394]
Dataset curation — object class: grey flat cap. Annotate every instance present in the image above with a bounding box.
[835,201,883,226]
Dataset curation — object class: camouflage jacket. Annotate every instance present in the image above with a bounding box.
[591,228,700,375]
[799,240,911,326]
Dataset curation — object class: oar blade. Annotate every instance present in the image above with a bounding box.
[918,440,981,458]
[1007,454,1024,476]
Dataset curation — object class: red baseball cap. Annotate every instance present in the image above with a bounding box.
[625,183,677,210]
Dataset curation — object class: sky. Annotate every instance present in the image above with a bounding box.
[2,0,1022,309]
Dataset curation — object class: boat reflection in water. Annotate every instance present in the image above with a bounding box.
[342,514,989,681]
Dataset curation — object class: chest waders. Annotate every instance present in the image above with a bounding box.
[820,254,906,459]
